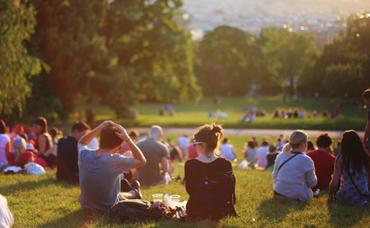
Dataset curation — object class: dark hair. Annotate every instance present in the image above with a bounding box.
[262,140,269,146]
[0,120,7,134]
[269,145,277,153]
[362,88,370,100]
[316,133,332,148]
[33,116,48,134]
[49,127,60,138]
[99,125,123,150]
[247,140,255,149]
[19,133,28,141]
[72,121,90,133]
[129,130,139,139]
[223,138,229,144]
[193,123,223,152]
[341,130,370,174]
[307,141,315,151]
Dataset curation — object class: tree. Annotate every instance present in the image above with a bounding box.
[101,0,200,118]
[0,0,41,116]
[32,0,108,114]
[260,27,318,101]
[196,26,259,96]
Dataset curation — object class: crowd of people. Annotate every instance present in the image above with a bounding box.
[0,88,369,222]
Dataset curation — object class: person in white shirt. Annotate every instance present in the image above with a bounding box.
[0,120,10,168]
[220,138,237,162]
[256,140,269,168]
[273,130,317,201]
[177,135,190,159]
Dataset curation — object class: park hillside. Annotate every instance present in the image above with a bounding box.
[1,135,370,227]
[1,1,369,129]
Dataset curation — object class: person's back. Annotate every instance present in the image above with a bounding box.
[245,147,257,164]
[185,158,236,220]
[0,132,10,167]
[256,145,269,168]
[335,157,369,206]
[137,138,169,185]
[307,149,335,189]
[220,143,236,161]
[273,152,316,201]
[57,136,79,184]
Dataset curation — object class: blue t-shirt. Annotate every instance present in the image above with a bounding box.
[78,144,137,212]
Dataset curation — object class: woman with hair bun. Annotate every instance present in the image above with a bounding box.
[184,123,237,220]
[272,130,317,201]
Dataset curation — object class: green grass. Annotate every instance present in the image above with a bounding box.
[1,136,368,227]
[87,96,367,130]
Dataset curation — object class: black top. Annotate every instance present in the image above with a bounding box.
[184,158,236,220]
[266,152,279,169]
[56,136,79,184]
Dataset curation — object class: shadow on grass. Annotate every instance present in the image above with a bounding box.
[39,210,85,228]
[257,198,307,222]
[0,178,55,196]
[327,201,370,227]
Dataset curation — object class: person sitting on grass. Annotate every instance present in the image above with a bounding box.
[307,133,335,190]
[244,140,258,168]
[32,117,56,168]
[220,138,237,162]
[256,140,269,169]
[56,121,90,184]
[363,88,370,151]
[185,123,237,220]
[329,130,370,206]
[137,125,171,186]
[273,130,317,201]
[266,145,279,171]
[0,120,10,169]
[78,121,147,213]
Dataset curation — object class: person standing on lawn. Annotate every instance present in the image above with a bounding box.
[78,121,147,213]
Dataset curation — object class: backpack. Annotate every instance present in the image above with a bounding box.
[109,199,185,222]
[188,162,237,220]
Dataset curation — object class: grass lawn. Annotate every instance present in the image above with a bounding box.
[87,96,367,130]
[2,136,368,227]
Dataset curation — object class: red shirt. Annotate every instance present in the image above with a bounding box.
[307,149,335,188]
[187,145,198,160]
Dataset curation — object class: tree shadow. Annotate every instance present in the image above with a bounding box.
[327,200,369,227]
[0,178,54,196]
[257,198,307,222]
[39,209,86,228]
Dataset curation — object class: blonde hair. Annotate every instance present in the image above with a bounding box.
[282,130,308,153]
[193,123,224,156]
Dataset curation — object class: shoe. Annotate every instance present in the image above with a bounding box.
[132,180,143,199]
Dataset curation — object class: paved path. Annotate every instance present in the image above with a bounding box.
[134,128,364,139]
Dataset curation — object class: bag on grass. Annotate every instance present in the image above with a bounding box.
[0,194,14,228]
[110,199,184,222]
[238,160,248,169]
[24,162,45,176]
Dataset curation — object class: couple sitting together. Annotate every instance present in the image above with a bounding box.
[79,121,237,221]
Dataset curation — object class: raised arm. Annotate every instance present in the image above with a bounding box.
[117,125,146,169]
[79,121,113,146]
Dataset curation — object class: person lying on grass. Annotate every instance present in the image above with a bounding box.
[78,121,147,213]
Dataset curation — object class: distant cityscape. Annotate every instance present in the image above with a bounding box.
[181,0,370,44]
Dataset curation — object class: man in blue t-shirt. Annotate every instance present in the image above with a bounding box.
[363,89,370,150]
[78,121,147,213]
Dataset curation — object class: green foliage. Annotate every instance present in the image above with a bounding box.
[299,12,370,98]
[0,0,41,116]
[102,0,200,118]
[196,26,259,96]
[260,27,318,99]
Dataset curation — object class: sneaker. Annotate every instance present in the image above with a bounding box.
[132,180,143,199]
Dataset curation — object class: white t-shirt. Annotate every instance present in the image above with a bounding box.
[177,136,190,151]
[272,152,317,201]
[220,143,236,161]
[0,134,10,166]
[256,146,269,168]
